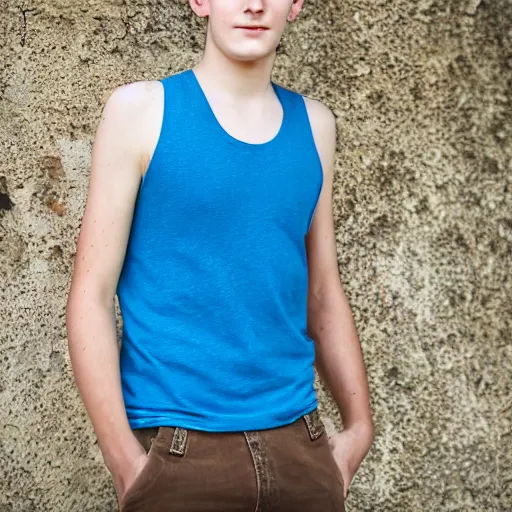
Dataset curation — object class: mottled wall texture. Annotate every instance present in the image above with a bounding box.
[0,0,510,510]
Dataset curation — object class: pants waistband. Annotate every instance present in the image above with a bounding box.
[142,408,325,458]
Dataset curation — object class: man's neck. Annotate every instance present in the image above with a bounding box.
[193,45,277,101]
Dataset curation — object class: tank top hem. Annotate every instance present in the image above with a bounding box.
[126,398,318,433]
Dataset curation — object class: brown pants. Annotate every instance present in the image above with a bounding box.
[118,408,346,511]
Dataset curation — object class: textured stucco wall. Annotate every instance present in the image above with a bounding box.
[1,0,511,510]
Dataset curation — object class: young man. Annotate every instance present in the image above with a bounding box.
[66,1,374,510]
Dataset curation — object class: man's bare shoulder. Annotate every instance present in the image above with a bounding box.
[301,95,336,142]
[299,95,337,182]
[102,80,161,123]
[101,80,164,175]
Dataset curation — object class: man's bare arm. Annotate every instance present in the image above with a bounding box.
[304,97,374,433]
[304,97,374,495]
[66,82,153,474]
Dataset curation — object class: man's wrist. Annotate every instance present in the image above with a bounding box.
[343,418,374,435]
[98,428,140,474]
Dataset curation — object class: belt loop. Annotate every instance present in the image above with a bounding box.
[303,409,325,441]
[169,427,188,456]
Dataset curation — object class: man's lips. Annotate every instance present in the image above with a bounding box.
[235,26,269,31]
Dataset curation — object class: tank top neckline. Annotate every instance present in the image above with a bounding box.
[184,68,288,150]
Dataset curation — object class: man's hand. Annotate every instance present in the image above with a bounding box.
[328,422,374,499]
[109,439,149,508]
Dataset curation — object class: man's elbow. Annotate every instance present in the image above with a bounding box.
[308,279,347,316]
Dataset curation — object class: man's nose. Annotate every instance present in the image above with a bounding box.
[244,0,265,14]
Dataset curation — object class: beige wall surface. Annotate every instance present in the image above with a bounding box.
[1,0,511,510]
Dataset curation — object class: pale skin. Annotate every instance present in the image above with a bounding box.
[66,0,374,507]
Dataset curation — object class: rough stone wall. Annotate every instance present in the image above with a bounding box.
[1,0,510,510]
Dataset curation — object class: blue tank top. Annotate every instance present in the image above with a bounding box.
[117,68,323,432]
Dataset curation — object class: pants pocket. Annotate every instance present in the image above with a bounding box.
[119,427,165,511]
[302,410,346,510]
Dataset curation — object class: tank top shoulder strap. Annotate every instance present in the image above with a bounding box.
[272,81,300,119]
[273,83,318,151]
[140,70,191,187]
[158,68,192,119]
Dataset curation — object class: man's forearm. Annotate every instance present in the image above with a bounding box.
[66,295,136,472]
[308,287,374,432]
